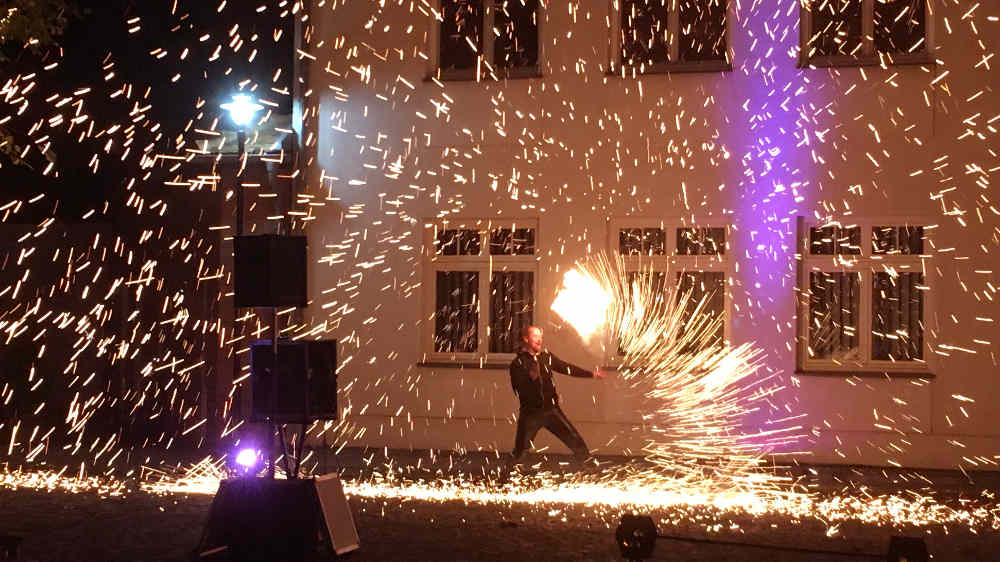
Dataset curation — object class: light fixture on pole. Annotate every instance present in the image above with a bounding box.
[220,93,263,236]
[220,92,264,477]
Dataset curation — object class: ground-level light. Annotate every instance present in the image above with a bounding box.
[615,514,928,561]
[615,514,657,561]
[232,447,263,476]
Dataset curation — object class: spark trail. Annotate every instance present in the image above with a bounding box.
[553,253,807,492]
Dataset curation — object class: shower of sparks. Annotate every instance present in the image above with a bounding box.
[553,254,806,490]
[0,0,996,541]
[4,464,1000,536]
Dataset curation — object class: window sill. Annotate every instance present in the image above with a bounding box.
[606,60,733,76]
[417,361,510,370]
[425,67,542,82]
[794,369,935,379]
[798,53,935,69]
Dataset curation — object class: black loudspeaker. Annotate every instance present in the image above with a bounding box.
[195,476,359,561]
[234,235,307,308]
[250,339,337,423]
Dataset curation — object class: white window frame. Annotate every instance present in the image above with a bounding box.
[428,0,545,81]
[607,0,734,75]
[798,0,935,68]
[422,217,539,364]
[795,216,936,375]
[607,217,733,366]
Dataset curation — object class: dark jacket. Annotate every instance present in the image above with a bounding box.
[509,350,594,411]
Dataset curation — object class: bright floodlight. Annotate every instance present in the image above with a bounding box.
[234,447,260,469]
[221,94,263,127]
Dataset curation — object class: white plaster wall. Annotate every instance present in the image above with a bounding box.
[298,0,1000,469]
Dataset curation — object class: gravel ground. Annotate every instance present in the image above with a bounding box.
[1,449,998,561]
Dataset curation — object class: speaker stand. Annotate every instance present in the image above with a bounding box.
[271,421,309,479]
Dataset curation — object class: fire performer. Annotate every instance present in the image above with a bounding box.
[508,325,605,463]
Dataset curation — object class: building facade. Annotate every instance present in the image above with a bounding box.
[288,0,999,469]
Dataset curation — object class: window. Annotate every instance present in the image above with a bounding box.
[796,217,934,374]
[799,0,933,67]
[436,0,541,80]
[425,219,537,361]
[609,0,731,75]
[612,220,731,359]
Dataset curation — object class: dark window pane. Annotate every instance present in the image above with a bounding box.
[435,271,479,352]
[676,271,725,350]
[441,0,483,71]
[807,0,863,58]
[436,229,480,255]
[621,0,670,66]
[809,225,861,255]
[490,228,511,255]
[874,0,926,55]
[808,271,860,360]
[514,228,535,254]
[619,228,643,255]
[459,230,482,255]
[872,272,924,361]
[494,0,539,69]
[489,271,534,353]
[619,271,668,355]
[436,229,459,255]
[490,227,535,255]
[678,0,727,62]
[676,227,726,255]
[872,226,923,255]
[642,228,666,255]
[619,228,664,255]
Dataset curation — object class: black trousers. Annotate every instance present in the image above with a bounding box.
[512,405,589,460]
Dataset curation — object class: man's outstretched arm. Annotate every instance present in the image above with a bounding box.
[545,352,595,378]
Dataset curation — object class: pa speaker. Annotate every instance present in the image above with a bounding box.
[234,234,307,308]
[195,476,359,561]
[250,339,337,423]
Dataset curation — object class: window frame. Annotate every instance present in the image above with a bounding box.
[607,0,734,76]
[429,0,545,82]
[607,217,734,366]
[795,216,936,376]
[422,218,539,364]
[798,0,935,68]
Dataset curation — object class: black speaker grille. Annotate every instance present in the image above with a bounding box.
[234,235,307,308]
[249,339,337,422]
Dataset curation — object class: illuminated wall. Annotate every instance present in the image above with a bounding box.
[298,0,999,469]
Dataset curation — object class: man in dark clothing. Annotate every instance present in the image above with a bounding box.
[509,325,604,461]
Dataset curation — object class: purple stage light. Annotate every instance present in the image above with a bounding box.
[235,448,260,470]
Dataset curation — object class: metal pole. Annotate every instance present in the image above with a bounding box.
[233,127,264,476]
[227,128,246,467]
[269,131,281,475]
[272,307,282,478]
[235,129,246,237]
